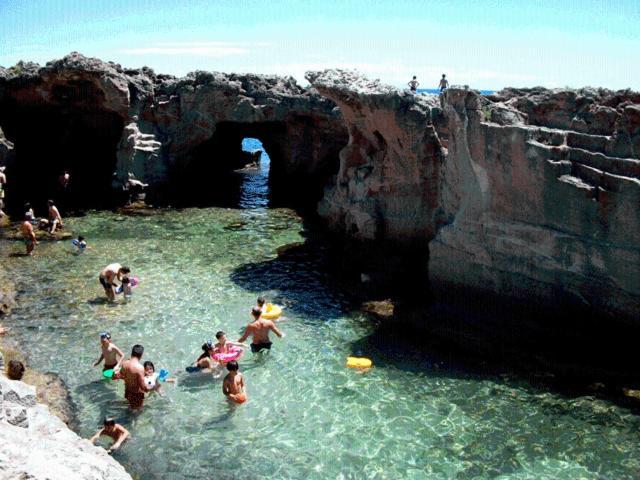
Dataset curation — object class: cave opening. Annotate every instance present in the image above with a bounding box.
[0,104,124,216]
[174,120,338,213]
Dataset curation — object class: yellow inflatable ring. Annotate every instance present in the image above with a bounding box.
[261,303,282,320]
[347,357,372,369]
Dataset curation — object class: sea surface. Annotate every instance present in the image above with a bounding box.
[417,89,495,95]
[2,139,640,479]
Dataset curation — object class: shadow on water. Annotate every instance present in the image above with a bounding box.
[348,298,640,413]
[232,235,640,410]
[229,232,354,321]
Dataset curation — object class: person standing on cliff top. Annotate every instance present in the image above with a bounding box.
[438,74,449,92]
[408,76,419,92]
[21,214,37,255]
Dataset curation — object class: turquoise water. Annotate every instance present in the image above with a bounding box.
[2,149,640,478]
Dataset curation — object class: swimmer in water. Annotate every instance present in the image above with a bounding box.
[73,235,90,253]
[99,263,130,302]
[89,417,130,454]
[143,361,176,396]
[21,214,38,255]
[120,344,151,410]
[192,340,220,372]
[237,307,284,353]
[222,360,246,404]
[255,296,266,313]
[92,332,125,373]
[213,331,246,355]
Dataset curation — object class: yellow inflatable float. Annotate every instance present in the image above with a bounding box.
[346,357,373,369]
[261,303,282,320]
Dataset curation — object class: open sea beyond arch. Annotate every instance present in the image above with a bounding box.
[1,145,640,479]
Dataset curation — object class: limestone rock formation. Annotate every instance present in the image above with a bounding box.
[0,53,347,209]
[0,373,131,480]
[308,69,445,243]
[432,87,640,319]
[308,71,640,320]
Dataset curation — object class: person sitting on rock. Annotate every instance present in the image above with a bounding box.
[6,359,25,380]
[89,417,131,454]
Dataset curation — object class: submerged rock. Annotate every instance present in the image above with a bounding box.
[361,300,395,320]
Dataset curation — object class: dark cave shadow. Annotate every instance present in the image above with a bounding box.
[229,233,355,322]
[347,304,640,414]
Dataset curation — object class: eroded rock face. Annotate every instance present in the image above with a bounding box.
[0,373,131,480]
[0,53,347,209]
[309,71,640,320]
[308,70,445,243]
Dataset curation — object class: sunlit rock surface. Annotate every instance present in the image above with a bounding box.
[0,371,131,480]
[309,70,640,320]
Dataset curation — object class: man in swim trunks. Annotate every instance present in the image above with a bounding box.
[408,76,419,92]
[21,214,37,255]
[438,74,449,92]
[92,332,125,372]
[99,263,130,302]
[237,306,284,353]
[120,344,150,410]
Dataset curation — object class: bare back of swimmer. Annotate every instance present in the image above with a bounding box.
[237,307,283,353]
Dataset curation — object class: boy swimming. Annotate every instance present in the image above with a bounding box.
[89,417,130,454]
[222,360,246,404]
[255,296,266,313]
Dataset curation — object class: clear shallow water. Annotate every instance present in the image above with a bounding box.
[2,159,640,478]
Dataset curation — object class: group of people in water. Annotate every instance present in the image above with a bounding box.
[407,74,449,93]
[87,291,284,453]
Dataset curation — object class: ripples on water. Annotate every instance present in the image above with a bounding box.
[2,142,640,478]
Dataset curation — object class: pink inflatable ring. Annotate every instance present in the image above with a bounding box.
[212,346,244,363]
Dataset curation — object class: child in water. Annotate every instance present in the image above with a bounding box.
[89,417,130,454]
[72,235,89,253]
[143,361,175,396]
[222,361,246,404]
[213,330,246,355]
[255,296,266,313]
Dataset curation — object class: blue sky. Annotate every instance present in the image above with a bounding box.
[0,0,638,90]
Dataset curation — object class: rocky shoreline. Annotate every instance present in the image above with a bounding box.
[0,52,638,322]
[0,352,131,480]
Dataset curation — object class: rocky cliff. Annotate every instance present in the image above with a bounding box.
[0,356,131,480]
[309,70,640,321]
[0,53,347,210]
